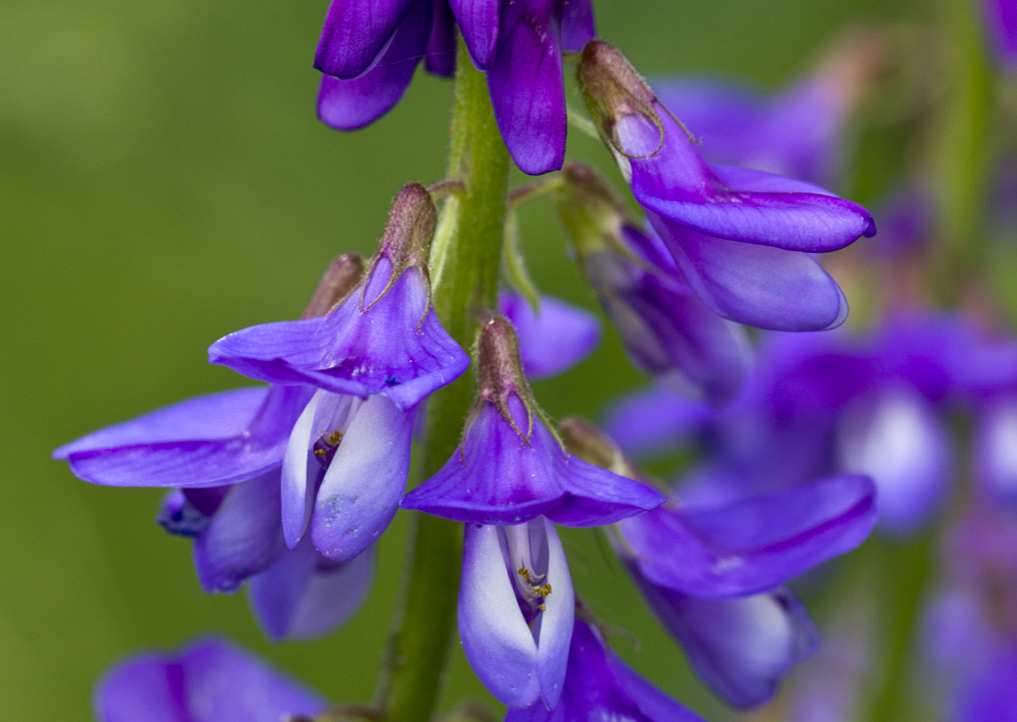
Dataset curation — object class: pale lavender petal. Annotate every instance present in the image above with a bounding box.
[653,212,849,331]
[179,639,325,722]
[535,517,574,708]
[315,0,414,79]
[488,0,566,175]
[63,386,307,488]
[96,639,325,722]
[317,1,430,131]
[976,396,1017,506]
[310,395,414,561]
[560,0,595,53]
[449,0,500,68]
[209,260,469,410]
[459,524,541,707]
[402,396,664,526]
[280,391,323,549]
[619,475,876,597]
[625,105,874,250]
[838,387,951,534]
[425,0,457,77]
[248,537,373,641]
[54,388,268,459]
[192,472,287,593]
[631,575,818,708]
[500,291,600,379]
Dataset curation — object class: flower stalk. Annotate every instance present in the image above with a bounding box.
[374,37,511,722]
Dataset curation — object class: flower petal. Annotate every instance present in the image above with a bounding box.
[449,0,500,68]
[603,386,714,458]
[535,517,574,709]
[652,212,849,331]
[192,472,287,593]
[459,524,541,707]
[401,397,664,526]
[316,1,431,131]
[619,475,876,598]
[314,0,414,79]
[248,537,373,641]
[487,0,566,175]
[628,106,874,251]
[425,0,457,77]
[630,576,818,708]
[310,395,414,562]
[209,261,469,410]
[61,386,306,488]
[560,0,595,53]
[976,396,1017,506]
[95,654,188,722]
[500,291,600,379]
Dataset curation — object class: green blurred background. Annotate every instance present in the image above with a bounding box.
[1,0,912,717]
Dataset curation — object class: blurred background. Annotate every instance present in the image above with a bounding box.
[4,0,993,717]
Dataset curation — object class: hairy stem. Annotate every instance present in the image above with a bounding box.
[375,38,510,722]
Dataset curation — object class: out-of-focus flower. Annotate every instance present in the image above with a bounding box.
[95,638,325,722]
[499,290,600,379]
[401,318,664,525]
[505,619,706,722]
[561,418,877,707]
[458,518,574,709]
[316,0,596,175]
[576,40,876,331]
[982,0,1017,68]
[553,163,751,404]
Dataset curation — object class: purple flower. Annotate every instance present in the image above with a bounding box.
[982,0,1017,68]
[95,638,325,722]
[500,290,600,379]
[208,185,469,411]
[316,0,595,174]
[976,393,1017,505]
[316,0,456,131]
[506,619,706,722]
[576,41,875,331]
[401,318,664,526]
[459,518,574,708]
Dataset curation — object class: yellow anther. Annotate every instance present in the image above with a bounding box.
[328,429,344,445]
[313,449,328,457]
[539,603,546,611]
[517,566,532,582]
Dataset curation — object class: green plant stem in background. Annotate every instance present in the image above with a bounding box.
[374,38,510,722]
[928,0,994,303]
[855,534,934,722]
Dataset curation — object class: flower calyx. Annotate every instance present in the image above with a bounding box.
[576,40,669,159]
[362,183,438,315]
[558,417,641,480]
[553,162,637,260]
[475,317,538,446]
[301,253,365,320]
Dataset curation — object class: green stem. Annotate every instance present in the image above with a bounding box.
[375,38,510,722]
[927,0,994,303]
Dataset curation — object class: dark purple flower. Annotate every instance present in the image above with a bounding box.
[401,318,664,526]
[316,0,456,131]
[208,185,469,411]
[576,41,875,331]
[95,638,325,722]
[459,518,574,708]
[506,619,706,722]
[499,290,600,379]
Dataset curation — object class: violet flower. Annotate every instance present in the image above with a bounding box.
[576,41,876,331]
[401,318,664,526]
[560,419,877,707]
[316,0,456,131]
[554,163,751,403]
[459,518,574,709]
[95,638,325,722]
[500,290,600,379]
[982,0,1017,68]
[316,0,594,174]
[208,184,469,411]
[506,619,706,722]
